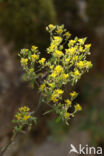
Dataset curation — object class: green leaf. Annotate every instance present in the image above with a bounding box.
[56,116,61,123]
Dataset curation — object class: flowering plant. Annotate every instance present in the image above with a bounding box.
[0,24,92,156]
[19,24,92,125]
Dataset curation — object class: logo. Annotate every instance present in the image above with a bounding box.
[69,144,103,155]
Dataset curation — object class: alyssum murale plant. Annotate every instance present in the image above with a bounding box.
[18,24,92,127]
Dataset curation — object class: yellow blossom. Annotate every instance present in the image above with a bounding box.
[78,38,86,45]
[54,65,63,72]
[40,84,45,91]
[50,65,54,69]
[21,58,28,66]
[85,44,91,49]
[19,106,30,112]
[53,50,64,57]
[29,68,34,73]
[15,113,21,120]
[48,36,62,53]
[74,69,80,76]
[65,99,71,106]
[72,55,78,61]
[48,83,55,88]
[61,73,69,79]
[48,24,56,30]
[31,46,38,52]
[39,58,46,64]
[64,112,70,119]
[85,61,92,68]
[66,47,76,55]
[56,28,63,35]
[23,115,31,121]
[70,91,77,97]
[31,54,39,61]
[51,65,63,78]
[51,89,64,103]
[64,32,71,38]
[76,61,85,69]
[75,104,82,112]
[79,46,85,52]
[68,40,76,47]
[65,58,70,63]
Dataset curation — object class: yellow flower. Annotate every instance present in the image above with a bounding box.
[31,54,39,62]
[76,61,85,69]
[64,32,71,38]
[19,106,30,112]
[53,36,62,42]
[78,38,86,45]
[48,24,56,30]
[74,69,80,76]
[72,56,78,62]
[53,50,64,57]
[29,68,34,73]
[85,61,92,68]
[68,40,76,47]
[51,89,64,103]
[51,65,63,78]
[31,46,38,52]
[56,28,63,35]
[23,115,31,121]
[66,47,76,55]
[61,73,69,79]
[50,65,54,69]
[51,72,57,78]
[65,99,71,107]
[75,104,82,112]
[15,113,21,120]
[56,89,63,94]
[39,58,46,64]
[70,91,77,97]
[55,65,63,73]
[21,58,28,66]
[48,36,62,53]
[48,83,55,88]
[79,46,85,52]
[85,44,91,49]
[64,112,70,119]
[65,58,70,63]
[77,61,92,69]
[40,84,45,91]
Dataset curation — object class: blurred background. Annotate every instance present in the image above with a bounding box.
[0,0,104,155]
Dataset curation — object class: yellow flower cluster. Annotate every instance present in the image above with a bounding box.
[15,106,31,121]
[38,58,46,65]
[13,106,37,137]
[51,89,63,102]
[48,36,62,53]
[19,106,30,112]
[19,24,92,124]
[53,50,64,57]
[51,65,63,78]
[31,54,39,62]
[20,58,28,66]
[76,61,92,69]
